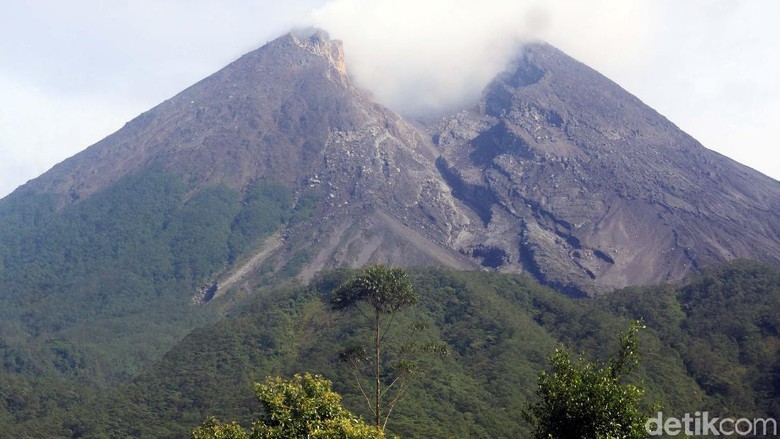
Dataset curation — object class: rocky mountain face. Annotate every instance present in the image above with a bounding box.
[22,30,478,280]
[13,30,780,295]
[430,43,780,294]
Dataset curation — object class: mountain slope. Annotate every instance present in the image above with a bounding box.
[5,32,778,298]
[60,261,780,438]
[1,30,778,366]
[15,29,481,276]
[431,42,780,293]
[0,30,480,425]
[24,30,354,197]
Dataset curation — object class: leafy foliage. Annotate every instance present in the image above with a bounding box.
[192,373,383,439]
[524,321,650,439]
[193,418,250,439]
[332,265,417,313]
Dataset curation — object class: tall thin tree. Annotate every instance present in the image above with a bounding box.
[331,264,420,430]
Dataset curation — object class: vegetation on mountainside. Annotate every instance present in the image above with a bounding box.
[19,259,767,439]
[0,168,318,436]
[0,230,777,438]
[0,169,292,341]
[601,260,780,419]
[524,321,650,439]
[192,320,651,439]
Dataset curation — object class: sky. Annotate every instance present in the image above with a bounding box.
[1,1,778,199]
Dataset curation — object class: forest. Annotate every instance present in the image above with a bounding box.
[2,258,777,437]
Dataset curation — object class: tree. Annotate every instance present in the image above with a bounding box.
[331,264,441,431]
[192,418,249,439]
[192,373,383,439]
[524,321,651,439]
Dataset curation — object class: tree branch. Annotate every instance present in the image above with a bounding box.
[350,360,373,413]
[352,302,370,320]
[379,374,403,399]
[382,379,411,430]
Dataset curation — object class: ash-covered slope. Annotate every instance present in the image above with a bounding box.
[14,30,479,282]
[25,30,372,198]
[7,33,780,297]
[431,42,780,294]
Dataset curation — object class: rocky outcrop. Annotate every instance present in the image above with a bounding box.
[430,42,780,294]
[14,32,780,295]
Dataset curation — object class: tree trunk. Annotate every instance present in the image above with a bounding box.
[375,308,381,429]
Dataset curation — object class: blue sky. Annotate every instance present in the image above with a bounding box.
[1,0,778,198]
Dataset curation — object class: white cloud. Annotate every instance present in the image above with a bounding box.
[313,0,538,117]
[312,0,779,179]
[311,0,658,117]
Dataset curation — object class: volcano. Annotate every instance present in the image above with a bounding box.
[8,30,778,298]
[1,28,780,438]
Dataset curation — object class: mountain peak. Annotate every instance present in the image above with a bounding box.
[20,27,359,201]
[433,41,780,293]
[289,28,348,78]
[8,32,779,296]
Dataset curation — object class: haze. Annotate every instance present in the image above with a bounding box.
[1,0,778,198]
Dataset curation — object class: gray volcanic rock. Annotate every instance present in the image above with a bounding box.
[19,30,479,276]
[13,32,780,295]
[26,30,359,198]
[431,42,780,294]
